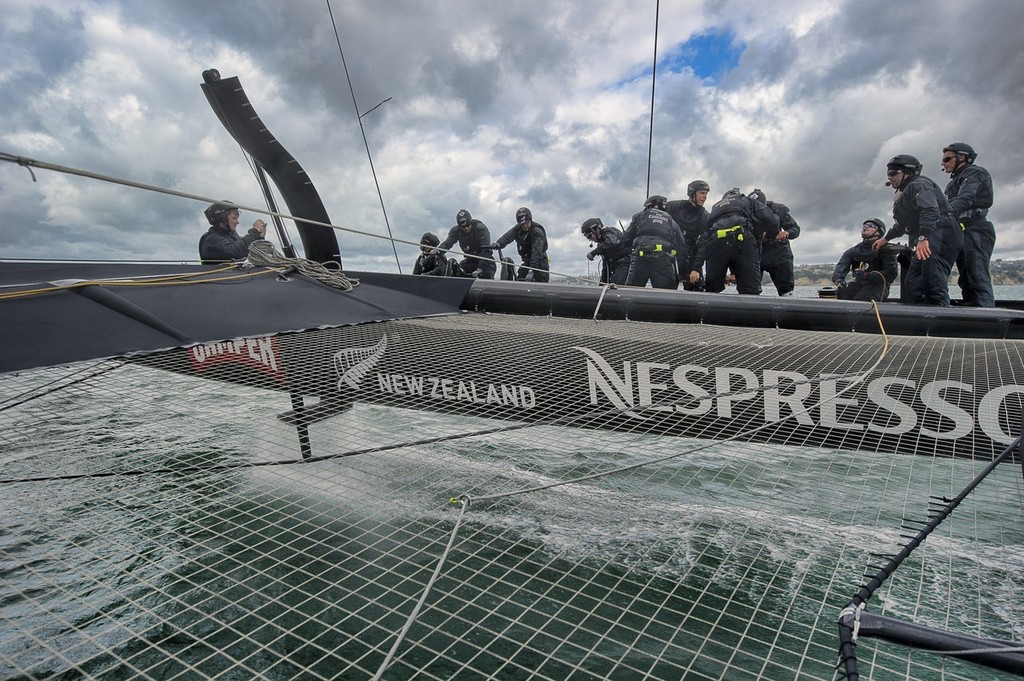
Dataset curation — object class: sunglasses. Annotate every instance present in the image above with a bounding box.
[941,156,956,163]
[886,170,902,177]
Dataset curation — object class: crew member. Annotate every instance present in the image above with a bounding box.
[491,207,550,282]
[622,195,688,289]
[691,188,779,295]
[942,142,996,307]
[872,154,962,306]
[438,209,496,279]
[750,189,800,297]
[412,232,453,276]
[199,202,267,263]
[665,180,710,290]
[582,217,631,285]
[832,218,900,301]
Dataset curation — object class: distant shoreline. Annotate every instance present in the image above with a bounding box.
[794,259,1024,286]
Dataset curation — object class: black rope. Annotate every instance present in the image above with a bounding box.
[645,0,660,198]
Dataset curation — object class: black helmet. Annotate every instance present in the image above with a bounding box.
[886,154,922,176]
[456,209,472,226]
[204,201,237,226]
[581,217,603,237]
[687,180,710,199]
[862,218,886,238]
[420,232,440,247]
[943,142,977,165]
[515,207,532,224]
[721,187,743,200]
[748,188,767,203]
[644,194,667,210]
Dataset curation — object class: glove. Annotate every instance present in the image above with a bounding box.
[430,248,441,256]
[586,250,596,261]
[832,278,845,287]
[487,242,499,250]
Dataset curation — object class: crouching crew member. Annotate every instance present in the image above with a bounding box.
[622,195,688,289]
[412,232,454,276]
[750,189,801,297]
[438,209,496,279]
[582,217,631,285]
[832,218,900,301]
[199,202,267,263]
[942,142,996,307]
[691,188,780,295]
[491,207,550,282]
[665,180,711,290]
[872,154,962,306]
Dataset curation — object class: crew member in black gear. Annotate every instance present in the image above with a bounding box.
[831,218,900,302]
[690,188,780,295]
[199,202,267,263]
[665,180,710,290]
[621,195,688,289]
[750,189,800,296]
[438,209,496,279]
[941,142,996,307]
[491,207,550,282]
[412,232,453,276]
[873,154,962,306]
[582,217,631,285]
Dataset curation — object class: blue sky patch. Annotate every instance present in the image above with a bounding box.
[662,29,743,84]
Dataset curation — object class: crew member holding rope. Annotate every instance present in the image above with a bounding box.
[199,201,267,263]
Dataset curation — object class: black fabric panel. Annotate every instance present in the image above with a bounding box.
[0,263,472,372]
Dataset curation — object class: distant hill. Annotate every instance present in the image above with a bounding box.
[793,259,1024,286]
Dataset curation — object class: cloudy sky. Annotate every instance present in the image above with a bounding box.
[2,0,1022,279]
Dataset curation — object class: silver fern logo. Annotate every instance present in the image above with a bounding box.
[333,335,388,391]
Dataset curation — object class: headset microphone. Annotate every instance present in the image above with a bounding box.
[885,181,891,187]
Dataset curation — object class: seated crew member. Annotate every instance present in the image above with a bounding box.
[412,232,453,276]
[199,202,267,263]
[582,217,631,285]
[438,209,496,279]
[491,207,550,282]
[872,154,962,306]
[690,188,779,295]
[831,218,900,302]
[621,195,688,290]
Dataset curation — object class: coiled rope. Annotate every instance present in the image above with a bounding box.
[246,241,358,292]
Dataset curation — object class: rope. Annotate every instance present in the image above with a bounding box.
[246,241,358,291]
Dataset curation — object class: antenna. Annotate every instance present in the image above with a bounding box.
[326,0,403,273]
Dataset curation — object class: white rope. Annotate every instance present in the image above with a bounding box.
[246,241,358,292]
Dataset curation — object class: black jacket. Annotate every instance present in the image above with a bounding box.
[199,226,263,263]
[495,222,549,269]
[944,164,994,223]
[832,241,900,285]
[665,199,709,266]
[439,220,493,258]
[883,175,955,245]
[622,208,688,265]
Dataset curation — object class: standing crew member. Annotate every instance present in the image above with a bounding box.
[582,218,631,285]
[438,209,496,279]
[872,154,961,306]
[750,189,801,297]
[621,195,688,289]
[691,188,779,295]
[491,207,550,282]
[941,142,996,307]
[199,202,267,263]
[665,180,711,290]
[831,218,900,301]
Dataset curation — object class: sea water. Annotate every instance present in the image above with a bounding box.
[1,331,1023,679]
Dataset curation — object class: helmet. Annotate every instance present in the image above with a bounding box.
[581,217,603,237]
[456,209,472,226]
[515,207,532,224]
[420,232,440,247]
[644,194,667,210]
[687,180,710,199]
[943,142,977,165]
[204,201,237,226]
[862,218,886,238]
[748,188,767,203]
[886,154,922,176]
[721,187,743,200]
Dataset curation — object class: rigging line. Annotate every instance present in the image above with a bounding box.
[645,0,660,198]
[326,0,402,274]
[0,151,598,285]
